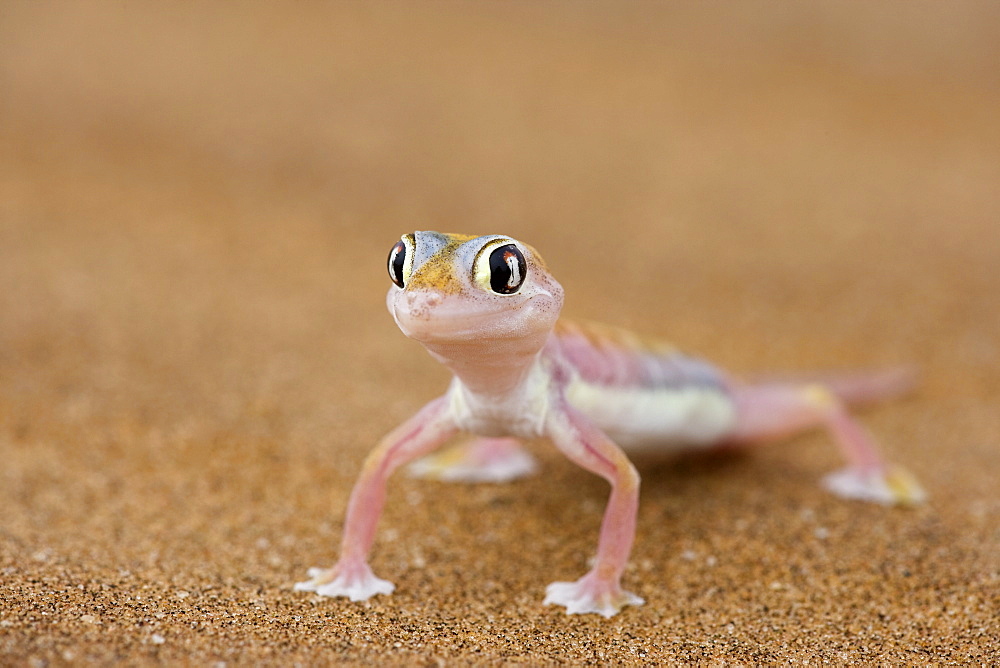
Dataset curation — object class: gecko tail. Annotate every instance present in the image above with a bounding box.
[744,366,917,407]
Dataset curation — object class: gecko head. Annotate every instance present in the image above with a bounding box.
[385,231,564,349]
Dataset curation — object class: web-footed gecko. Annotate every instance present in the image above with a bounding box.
[295,231,925,618]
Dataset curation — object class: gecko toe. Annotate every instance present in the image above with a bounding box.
[544,576,644,618]
[294,563,396,601]
[822,465,926,506]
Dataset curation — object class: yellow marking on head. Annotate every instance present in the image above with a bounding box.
[407,233,478,294]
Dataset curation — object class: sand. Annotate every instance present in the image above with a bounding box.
[1,2,998,664]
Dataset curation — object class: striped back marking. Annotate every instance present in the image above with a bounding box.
[553,320,727,391]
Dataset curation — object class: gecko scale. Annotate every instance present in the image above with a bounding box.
[295,231,926,618]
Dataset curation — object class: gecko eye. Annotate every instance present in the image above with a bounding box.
[488,244,527,294]
[472,242,527,295]
[387,234,415,288]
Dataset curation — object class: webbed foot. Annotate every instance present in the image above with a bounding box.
[408,437,536,483]
[822,465,926,506]
[543,572,644,618]
[294,561,395,601]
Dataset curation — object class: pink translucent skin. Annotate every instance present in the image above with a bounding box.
[296,232,924,617]
[541,400,644,616]
[295,397,458,600]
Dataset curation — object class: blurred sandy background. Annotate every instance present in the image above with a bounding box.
[1,1,998,663]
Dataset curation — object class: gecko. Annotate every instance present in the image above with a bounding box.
[294,231,926,618]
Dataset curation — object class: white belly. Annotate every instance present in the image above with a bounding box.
[565,379,737,452]
[446,366,551,439]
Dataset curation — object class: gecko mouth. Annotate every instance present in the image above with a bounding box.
[392,292,543,344]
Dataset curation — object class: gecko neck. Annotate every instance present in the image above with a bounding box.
[420,332,552,397]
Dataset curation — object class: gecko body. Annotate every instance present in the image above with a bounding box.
[296,231,925,617]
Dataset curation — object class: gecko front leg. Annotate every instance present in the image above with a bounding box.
[542,400,645,618]
[295,396,458,600]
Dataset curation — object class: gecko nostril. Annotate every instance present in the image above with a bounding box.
[406,291,442,309]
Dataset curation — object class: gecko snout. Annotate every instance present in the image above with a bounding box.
[393,289,449,327]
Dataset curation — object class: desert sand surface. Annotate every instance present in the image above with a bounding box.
[1,2,998,664]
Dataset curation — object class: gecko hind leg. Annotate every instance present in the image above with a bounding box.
[728,383,926,505]
[408,437,537,483]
